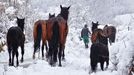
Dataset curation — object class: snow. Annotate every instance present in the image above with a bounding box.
[0,0,134,75]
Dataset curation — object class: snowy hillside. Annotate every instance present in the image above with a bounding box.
[0,0,134,75]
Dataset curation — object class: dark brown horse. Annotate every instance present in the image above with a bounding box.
[7,17,25,66]
[103,25,116,45]
[90,21,109,72]
[47,5,70,66]
[33,13,55,59]
[90,28,109,72]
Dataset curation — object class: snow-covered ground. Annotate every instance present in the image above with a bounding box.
[0,0,134,75]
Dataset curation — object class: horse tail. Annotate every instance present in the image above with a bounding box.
[52,21,59,46]
[111,27,116,42]
[34,23,42,51]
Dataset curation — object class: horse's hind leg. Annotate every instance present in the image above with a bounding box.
[106,59,109,69]
[62,45,65,60]
[8,46,12,66]
[16,48,19,66]
[54,47,58,63]
[41,41,45,60]
[58,44,62,67]
[11,49,15,66]
[45,43,48,58]
[100,61,104,71]
[20,44,24,62]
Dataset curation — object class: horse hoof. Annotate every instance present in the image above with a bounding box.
[33,55,35,59]
[62,58,65,61]
[9,63,12,66]
[42,57,45,60]
[20,59,23,63]
[58,64,62,67]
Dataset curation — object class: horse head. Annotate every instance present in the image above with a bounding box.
[49,13,55,19]
[91,21,99,32]
[59,5,71,21]
[17,17,25,32]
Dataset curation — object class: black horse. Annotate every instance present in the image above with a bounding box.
[90,28,109,72]
[7,17,25,66]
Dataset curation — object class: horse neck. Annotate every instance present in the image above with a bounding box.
[59,13,68,21]
[92,26,98,32]
[18,24,24,32]
[98,34,108,46]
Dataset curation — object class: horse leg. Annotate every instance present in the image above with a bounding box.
[62,45,65,60]
[48,41,53,65]
[33,41,37,59]
[58,44,62,67]
[45,43,48,59]
[100,61,104,71]
[90,59,97,72]
[11,49,15,66]
[41,41,45,60]
[20,44,24,62]
[109,38,112,45]
[16,48,19,66]
[106,59,109,69]
[54,46,58,63]
[8,46,12,66]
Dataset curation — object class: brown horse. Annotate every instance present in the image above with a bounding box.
[33,13,55,59]
[47,5,70,66]
[103,25,116,45]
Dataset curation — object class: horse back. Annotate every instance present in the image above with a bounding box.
[91,29,104,43]
[7,27,25,46]
[103,26,116,36]
[90,43,109,61]
[56,16,68,44]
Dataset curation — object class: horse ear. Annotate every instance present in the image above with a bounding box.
[60,5,62,9]
[17,17,19,20]
[49,13,51,16]
[96,21,98,24]
[67,5,71,10]
[53,13,55,16]
[92,21,94,24]
[23,18,25,21]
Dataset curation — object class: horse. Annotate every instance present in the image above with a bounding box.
[103,25,116,45]
[33,13,55,60]
[47,5,70,66]
[90,28,109,72]
[7,17,25,66]
[91,21,99,33]
[58,5,70,61]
